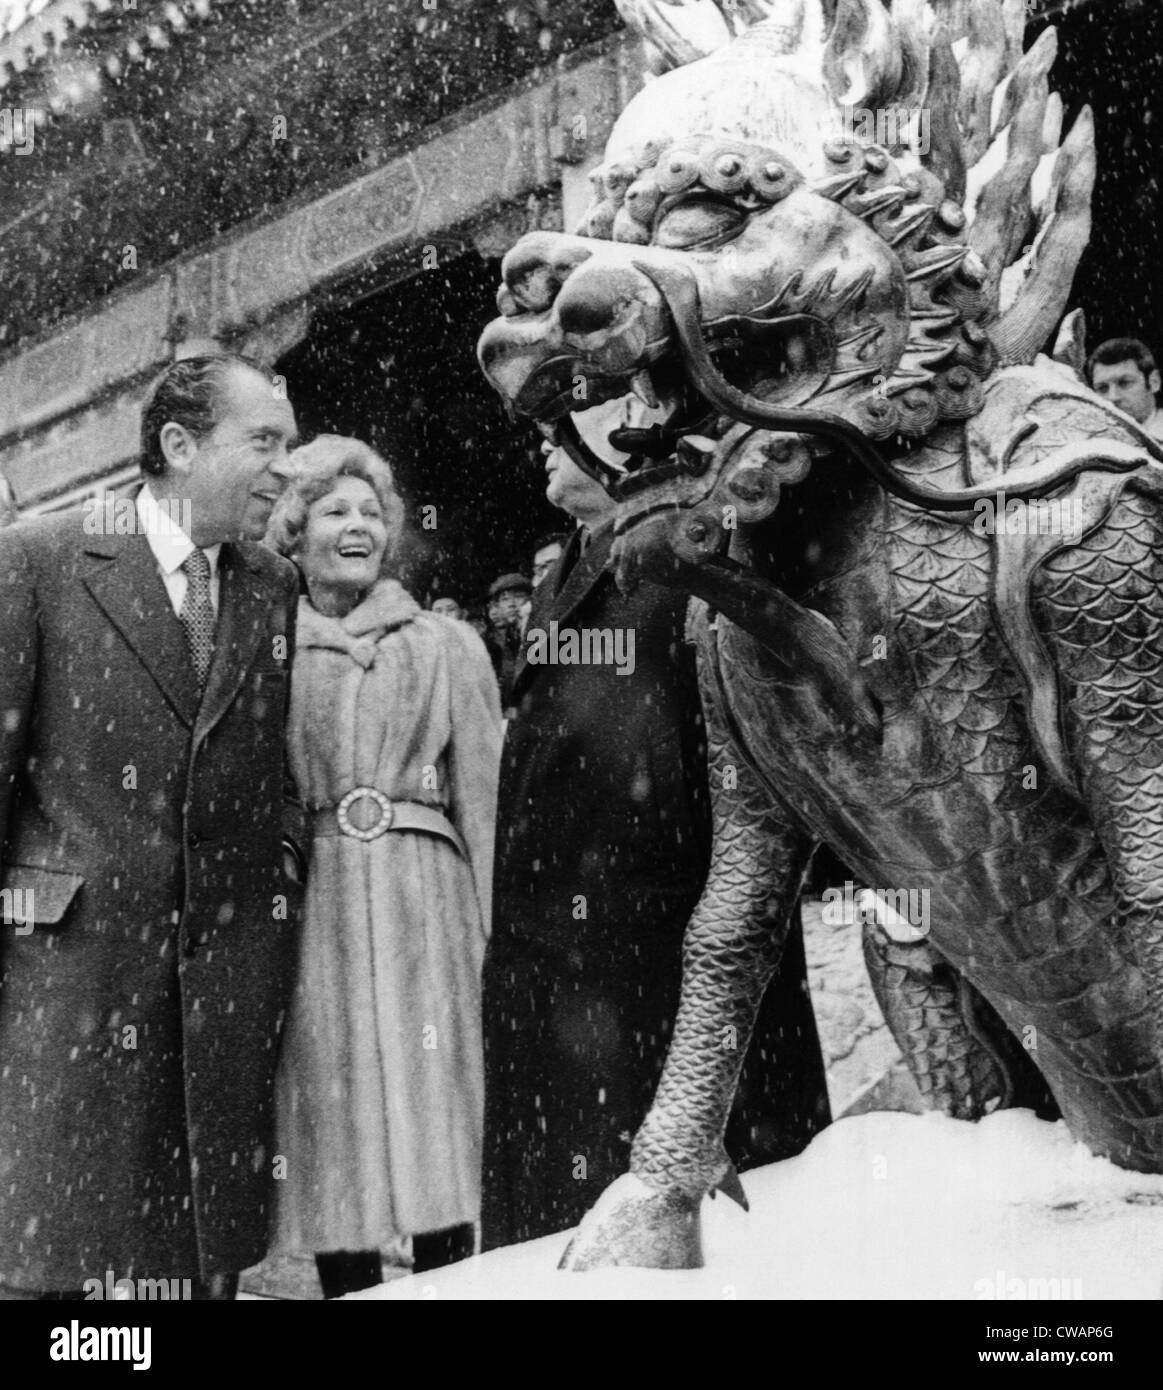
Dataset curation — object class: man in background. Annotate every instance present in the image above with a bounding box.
[484,571,532,713]
[481,396,831,1250]
[431,595,465,620]
[530,532,567,590]
[1087,337,1163,441]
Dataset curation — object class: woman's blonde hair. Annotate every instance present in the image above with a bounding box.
[265,434,404,575]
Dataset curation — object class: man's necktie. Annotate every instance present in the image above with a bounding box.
[179,548,216,688]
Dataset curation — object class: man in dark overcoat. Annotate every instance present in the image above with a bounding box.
[481,400,831,1250]
[0,354,308,1298]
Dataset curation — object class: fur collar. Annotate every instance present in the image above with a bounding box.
[296,578,421,668]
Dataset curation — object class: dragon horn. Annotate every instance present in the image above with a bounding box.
[614,0,733,71]
[958,0,1009,169]
[993,108,1096,366]
[822,0,903,108]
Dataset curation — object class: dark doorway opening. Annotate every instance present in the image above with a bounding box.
[277,249,561,616]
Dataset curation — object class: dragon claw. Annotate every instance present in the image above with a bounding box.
[710,1160,750,1210]
[557,1173,705,1271]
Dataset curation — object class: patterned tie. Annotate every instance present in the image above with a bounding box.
[179,548,216,688]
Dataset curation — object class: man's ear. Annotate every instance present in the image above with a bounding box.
[158,421,198,476]
[1148,369,1162,398]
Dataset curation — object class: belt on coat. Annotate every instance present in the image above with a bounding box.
[313,787,467,858]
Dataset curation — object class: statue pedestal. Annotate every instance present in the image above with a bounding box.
[359,1110,1163,1300]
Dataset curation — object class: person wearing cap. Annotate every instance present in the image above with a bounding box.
[484,571,532,714]
[430,595,466,620]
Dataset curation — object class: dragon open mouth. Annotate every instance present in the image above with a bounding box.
[536,382,712,497]
[542,259,1145,521]
[535,308,832,502]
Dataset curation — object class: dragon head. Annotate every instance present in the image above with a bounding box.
[477,0,1095,585]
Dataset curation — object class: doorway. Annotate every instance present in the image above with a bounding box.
[278,249,561,617]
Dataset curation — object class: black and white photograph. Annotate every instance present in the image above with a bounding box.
[1,0,1162,1356]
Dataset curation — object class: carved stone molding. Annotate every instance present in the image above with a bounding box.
[0,277,171,440]
[0,36,647,505]
[2,389,145,513]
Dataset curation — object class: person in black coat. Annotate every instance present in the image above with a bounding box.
[483,572,532,715]
[481,399,831,1251]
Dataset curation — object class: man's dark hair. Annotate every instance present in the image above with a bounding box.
[534,531,570,555]
[139,353,273,477]
[1085,337,1158,386]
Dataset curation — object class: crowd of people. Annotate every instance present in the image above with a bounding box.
[0,331,1160,1298]
[427,538,566,716]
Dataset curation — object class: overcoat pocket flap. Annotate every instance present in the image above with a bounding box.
[0,864,85,924]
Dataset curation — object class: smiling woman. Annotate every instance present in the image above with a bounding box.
[262,435,502,1296]
[266,436,403,617]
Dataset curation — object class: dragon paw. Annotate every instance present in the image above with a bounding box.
[558,1173,704,1272]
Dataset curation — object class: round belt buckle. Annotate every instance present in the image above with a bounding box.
[336,787,394,841]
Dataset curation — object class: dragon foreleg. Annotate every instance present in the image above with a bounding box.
[559,603,813,1269]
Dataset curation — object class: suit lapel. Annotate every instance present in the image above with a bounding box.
[551,522,615,630]
[194,543,272,746]
[82,532,201,728]
[511,523,614,700]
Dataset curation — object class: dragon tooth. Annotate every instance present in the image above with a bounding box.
[849,186,909,221]
[883,203,937,247]
[810,170,868,202]
[905,245,970,283]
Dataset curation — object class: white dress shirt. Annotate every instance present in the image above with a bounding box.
[1146,408,1163,444]
[136,486,222,617]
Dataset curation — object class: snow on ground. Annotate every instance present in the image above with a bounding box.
[359,1110,1163,1300]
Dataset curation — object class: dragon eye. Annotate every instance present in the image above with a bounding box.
[653,198,746,251]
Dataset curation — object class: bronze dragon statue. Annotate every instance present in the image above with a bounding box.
[477,0,1163,1268]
